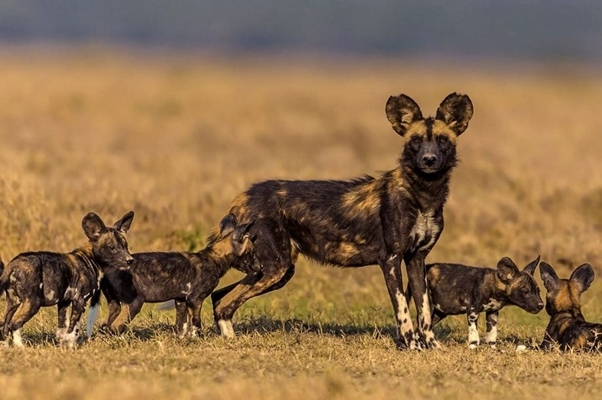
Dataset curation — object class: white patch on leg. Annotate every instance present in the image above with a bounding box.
[218,320,235,338]
[485,318,498,344]
[188,325,199,338]
[63,322,80,349]
[178,322,189,338]
[394,288,418,349]
[55,327,67,341]
[12,329,24,348]
[395,289,414,334]
[420,292,442,349]
[467,313,480,348]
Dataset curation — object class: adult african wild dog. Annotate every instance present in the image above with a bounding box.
[87,214,255,336]
[410,256,543,349]
[0,211,134,348]
[540,262,602,351]
[210,93,474,349]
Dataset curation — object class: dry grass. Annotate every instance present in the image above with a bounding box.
[1,47,602,399]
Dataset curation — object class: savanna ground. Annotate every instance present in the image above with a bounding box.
[0,47,602,399]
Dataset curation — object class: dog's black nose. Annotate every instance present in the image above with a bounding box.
[422,155,437,166]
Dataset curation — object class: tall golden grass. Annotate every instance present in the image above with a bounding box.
[1,48,602,399]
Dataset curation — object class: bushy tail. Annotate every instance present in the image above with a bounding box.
[85,289,102,338]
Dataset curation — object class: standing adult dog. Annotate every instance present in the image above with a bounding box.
[212,93,473,349]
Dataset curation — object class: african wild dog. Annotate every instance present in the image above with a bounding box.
[87,214,255,337]
[0,211,134,348]
[210,93,474,349]
[408,256,543,348]
[540,262,602,351]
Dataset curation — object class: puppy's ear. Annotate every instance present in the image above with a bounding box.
[570,264,595,294]
[82,212,108,241]
[522,255,541,276]
[113,211,135,233]
[496,257,520,283]
[539,262,561,292]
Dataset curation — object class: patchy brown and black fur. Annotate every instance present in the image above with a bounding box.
[411,256,543,348]
[88,214,255,337]
[210,93,474,349]
[540,262,602,351]
[0,211,134,348]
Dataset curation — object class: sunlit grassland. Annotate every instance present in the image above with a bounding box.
[0,48,602,399]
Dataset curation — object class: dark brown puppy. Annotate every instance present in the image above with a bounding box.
[89,214,255,336]
[211,93,474,349]
[540,262,602,351]
[412,256,543,348]
[0,211,134,348]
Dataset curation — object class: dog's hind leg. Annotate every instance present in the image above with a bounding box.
[214,266,289,338]
[104,299,122,331]
[174,300,188,337]
[213,218,295,338]
[9,298,42,347]
[212,264,295,306]
[0,294,20,344]
[56,300,70,342]
[63,297,86,348]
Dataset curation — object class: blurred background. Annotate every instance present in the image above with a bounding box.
[0,1,600,62]
[0,0,601,347]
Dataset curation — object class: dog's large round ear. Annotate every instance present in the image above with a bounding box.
[522,255,541,276]
[435,93,474,136]
[113,211,135,233]
[539,262,561,292]
[385,94,423,137]
[219,213,238,238]
[570,263,595,294]
[82,212,108,241]
[496,257,520,283]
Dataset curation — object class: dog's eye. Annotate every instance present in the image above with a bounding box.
[409,136,421,148]
[109,244,116,250]
[438,136,449,145]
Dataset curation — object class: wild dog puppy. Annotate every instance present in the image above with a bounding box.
[210,93,474,349]
[412,256,543,349]
[540,262,602,351]
[88,214,255,337]
[0,211,134,348]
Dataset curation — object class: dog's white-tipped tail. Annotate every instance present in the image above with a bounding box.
[156,300,176,311]
[86,302,100,338]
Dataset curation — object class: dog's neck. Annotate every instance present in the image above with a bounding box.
[398,160,453,211]
[72,245,103,281]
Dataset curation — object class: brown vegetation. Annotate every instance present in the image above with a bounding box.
[0,48,602,398]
